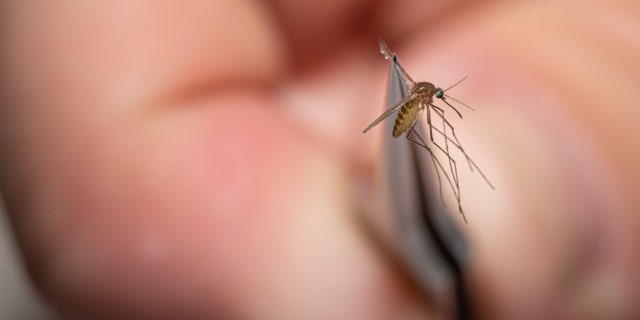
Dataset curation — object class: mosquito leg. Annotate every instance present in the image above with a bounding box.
[430,104,495,189]
[424,105,466,214]
[431,104,477,170]
[407,128,450,210]
[430,104,472,169]
[406,122,466,221]
[419,116,465,219]
[405,124,443,204]
[425,105,461,191]
[433,104,495,189]
[442,114,466,220]
[439,104,460,189]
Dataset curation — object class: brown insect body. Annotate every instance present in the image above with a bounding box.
[363,38,494,222]
[392,82,439,138]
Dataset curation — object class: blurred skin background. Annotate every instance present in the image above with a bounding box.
[1,0,640,319]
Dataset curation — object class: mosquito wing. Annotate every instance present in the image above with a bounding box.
[363,97,411,133]
[379,37,394,61]
[379,37,415,85]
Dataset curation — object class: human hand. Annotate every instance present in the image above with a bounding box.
[1,1,639,319]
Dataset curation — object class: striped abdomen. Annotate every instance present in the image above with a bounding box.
[392,99,420,138]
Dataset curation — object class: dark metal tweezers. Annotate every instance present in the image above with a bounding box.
[381,51,474,320]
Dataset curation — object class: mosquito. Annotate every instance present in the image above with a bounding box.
[363,38,494,222]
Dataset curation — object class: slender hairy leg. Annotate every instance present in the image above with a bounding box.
[426,104,461,191]
[406,121,467,222]
[429,104,495,189]
[437,105,464,214]
[439,104,460,189]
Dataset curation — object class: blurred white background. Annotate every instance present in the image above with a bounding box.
[0,200,54,319]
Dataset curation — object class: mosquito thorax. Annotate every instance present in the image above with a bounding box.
[411,82,437,100]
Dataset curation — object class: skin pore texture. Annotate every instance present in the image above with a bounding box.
[1,0,640,319]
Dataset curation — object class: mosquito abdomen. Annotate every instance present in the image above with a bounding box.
[393,99,420,138]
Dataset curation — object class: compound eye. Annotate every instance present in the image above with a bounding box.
[436,90,444,99]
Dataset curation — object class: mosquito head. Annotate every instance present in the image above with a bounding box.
[435,89,444,99]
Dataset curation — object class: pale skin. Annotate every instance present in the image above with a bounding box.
[1,1,640,319]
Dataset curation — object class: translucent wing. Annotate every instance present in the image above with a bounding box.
[378,37,394,60]
[378,37,415,85]
[363,97,411,133]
